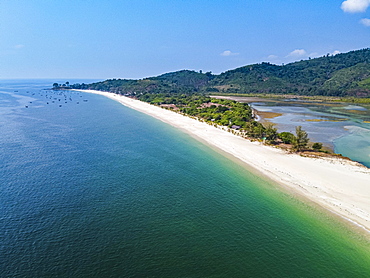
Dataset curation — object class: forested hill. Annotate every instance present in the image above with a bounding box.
[210,48,370,97]
[70,70,214,95]
[70,48,370,97]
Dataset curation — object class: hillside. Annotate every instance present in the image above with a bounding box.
[209,48,370,97]
[70,70,214,96]
[70,48,370,97]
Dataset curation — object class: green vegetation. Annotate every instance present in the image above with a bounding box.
[312,142,323,151]
[137,94,255,130]
[71,70,213,95]
[210,93,370,104]
[264,124,278,144]
[139,95,312,152]
[70,48,370,100]
[53,82,72,90]
[113,91,313,151]
[209,48,370,97]
[292,126,309,152]
[278,132,295,144]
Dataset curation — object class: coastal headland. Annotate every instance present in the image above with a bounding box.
[78,89,370,235]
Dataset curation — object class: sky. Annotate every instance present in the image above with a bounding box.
[0,0,369,80]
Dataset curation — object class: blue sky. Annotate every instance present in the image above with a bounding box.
[0,0,369,79]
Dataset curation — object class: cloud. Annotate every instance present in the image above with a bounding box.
[267,54,278,60]
[308,52,319,58]
[220,50,239,56]
[341,0,370,13]
[360,18,370,26]
[14,44,25,49]
[331,50,341,55]
[286,49,307,57]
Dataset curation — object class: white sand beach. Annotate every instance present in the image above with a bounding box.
[79,90,370,233]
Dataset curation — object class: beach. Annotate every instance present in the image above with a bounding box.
[79,90,370,234]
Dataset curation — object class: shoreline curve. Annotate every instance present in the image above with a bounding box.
[77,89,370,235]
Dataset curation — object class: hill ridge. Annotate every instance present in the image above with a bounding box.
[70,48,370,97]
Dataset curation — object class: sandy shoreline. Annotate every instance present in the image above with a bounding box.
[79,90,370,234]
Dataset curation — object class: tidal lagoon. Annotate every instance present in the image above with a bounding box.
[214,96,370,168]
[252,99,370,167]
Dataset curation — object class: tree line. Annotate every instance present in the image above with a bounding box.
[137,92,319,152]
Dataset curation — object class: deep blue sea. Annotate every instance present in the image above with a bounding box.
[1,80,370,277]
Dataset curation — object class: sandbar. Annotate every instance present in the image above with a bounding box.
[78,90,370,234]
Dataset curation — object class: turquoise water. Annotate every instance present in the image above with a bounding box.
[1,81,370,277]
[250,100,370,167]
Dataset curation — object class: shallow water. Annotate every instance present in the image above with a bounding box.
[1,81,370,277]
[249,99,370,167]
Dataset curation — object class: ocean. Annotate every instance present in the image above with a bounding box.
[1,80,369,277]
